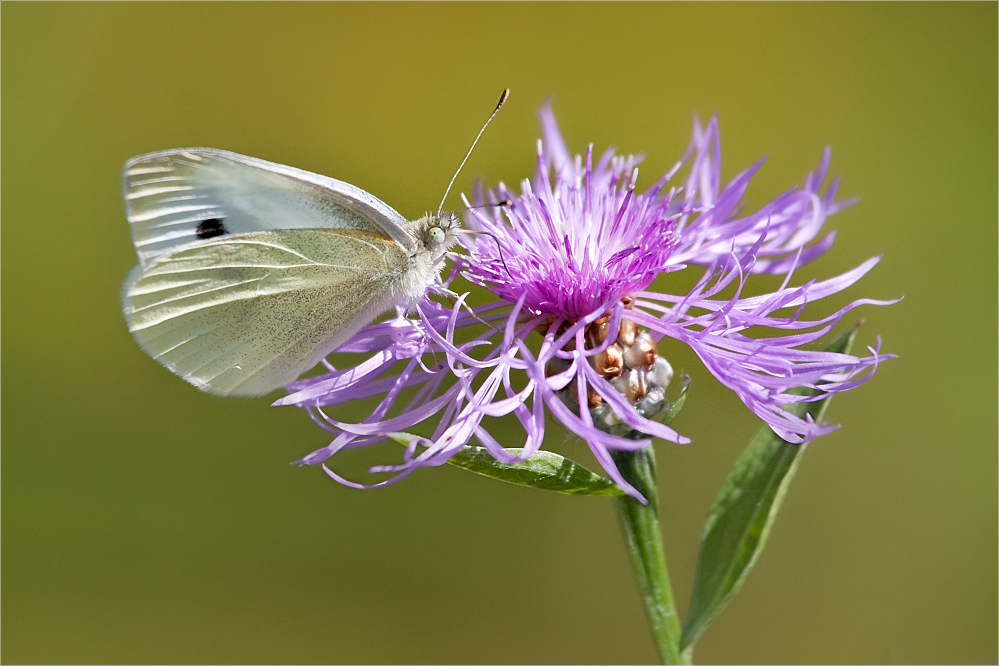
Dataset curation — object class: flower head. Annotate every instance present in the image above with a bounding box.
[278,105,894,501]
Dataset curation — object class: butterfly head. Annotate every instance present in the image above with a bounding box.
[411,212,461,260]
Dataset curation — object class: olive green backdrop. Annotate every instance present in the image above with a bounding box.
[3,3,996,664]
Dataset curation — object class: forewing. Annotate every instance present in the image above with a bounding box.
[123,148,416,265]
[123,228,409,396]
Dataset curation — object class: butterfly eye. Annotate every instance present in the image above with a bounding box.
[428,226,446,245]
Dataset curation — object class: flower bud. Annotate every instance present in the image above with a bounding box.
[618,318,638,346]
[612,368,646,403]
[594,344,624,378]
[650,356,673,389]
[637,385,667,418]
[624,331,656,370]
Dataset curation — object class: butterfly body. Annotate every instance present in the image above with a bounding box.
[121,148,459,397]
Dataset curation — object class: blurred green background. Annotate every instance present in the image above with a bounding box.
[3,3,995,664]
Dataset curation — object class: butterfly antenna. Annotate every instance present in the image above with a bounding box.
[437,89,509,216]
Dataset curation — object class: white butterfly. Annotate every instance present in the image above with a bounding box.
[121,90,507,397]
[121,147,460,397]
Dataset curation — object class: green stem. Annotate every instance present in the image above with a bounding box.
[613,447,688,665]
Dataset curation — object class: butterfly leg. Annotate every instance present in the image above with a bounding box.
[397,302,444,370]
[427,285,498,333]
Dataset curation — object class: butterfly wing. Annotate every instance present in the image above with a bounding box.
[123,228,409,397]
[123,148,418,265]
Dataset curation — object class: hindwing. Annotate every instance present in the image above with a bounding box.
[123,228,409,396]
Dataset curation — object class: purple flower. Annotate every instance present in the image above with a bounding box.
[277,105,894,501]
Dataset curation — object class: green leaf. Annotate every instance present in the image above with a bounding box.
[387,432,625,496]
[681,326,860,652]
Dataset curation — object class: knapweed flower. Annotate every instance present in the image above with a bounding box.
[277,105,894,501]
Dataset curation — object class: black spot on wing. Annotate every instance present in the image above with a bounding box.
[196,218,227,240]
